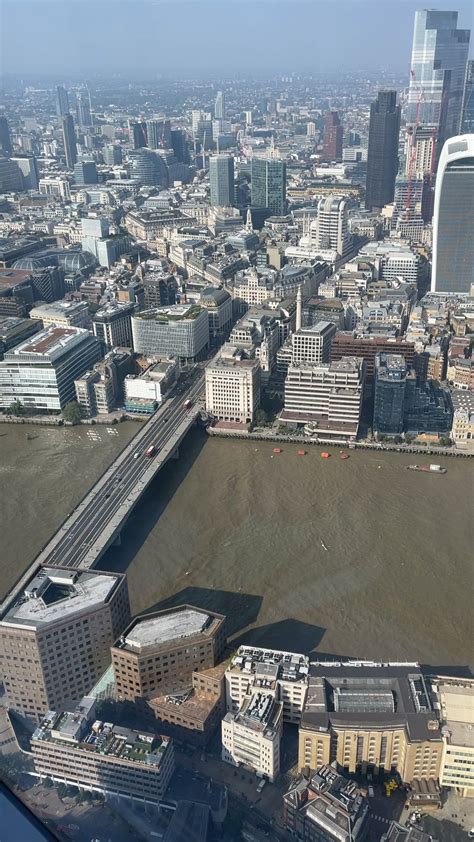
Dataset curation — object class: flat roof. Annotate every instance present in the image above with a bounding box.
[118,606,223,654]
[1,567,119,630]
[11,326,81,356]
[228,645,309,684]
[0,268,32,289]
[435,679,474,748]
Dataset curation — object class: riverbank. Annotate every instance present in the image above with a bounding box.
[207,426,473,458]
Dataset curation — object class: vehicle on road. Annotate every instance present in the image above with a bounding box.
[368,786,374,797]
[256,778,267,793]
[163,416,169,422]
[133,451,140,459]
[183,399,192,410]
[144,445,156,458]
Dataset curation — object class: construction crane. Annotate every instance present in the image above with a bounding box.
[405,69,424,216]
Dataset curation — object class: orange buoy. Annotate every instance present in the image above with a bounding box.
[297,450,306,456]
[320,452,330,458]
[273,447,282,454]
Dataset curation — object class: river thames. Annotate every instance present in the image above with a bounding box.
[0,424,472,671]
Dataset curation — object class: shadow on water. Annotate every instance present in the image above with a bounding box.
[145,586,263,640]
[231,617,326,654]
[99,428,208,575]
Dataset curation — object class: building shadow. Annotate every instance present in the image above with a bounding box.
[100,428,208,574]
[230,617,326,655]
[421,663,473,679]
[144,586,263,640]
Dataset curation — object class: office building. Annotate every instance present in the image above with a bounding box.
[0,115,12,155]
[407,11,470,151]
[61,114,77,169]
[92,301,134,350]
[222,691,283,781]
[55,85,69,117]
[205,344,261,425]
[366,91,400,211]
[11,154,39,191]
[214,90,225,119]
[331,333,416,380]
[102,143,123,166]
[128,147,168,187]
[322,111,343,161]
[283,765,369,842]
[0,566,130,721]
[313,196,351,257]
[404,126,436,180]
[432,677,474,797]
[131,304,209,363]
[291,322,336,366]
[146,118,171,149]
[75,351,133,416]
[74,160,98,186]
[450,390,474,446]
[39,176,71,202]
[251,156,286,216]
[298,661,443,784]
[282,357,365,440]
[130,119,147,149]
[29,300,90,330]
[170,128,190,164]
[111,605,226,701]
[209,154,234,207]
[31,696,174,805]
[461,60,474,133]
[200,287,233,345]
[0,326,102,412]
[76,92,92,127]
[0,316,42,358]
[431,134,474,294]
[373,353,409,435]
[0,157,23,192]
[225,646,309,725]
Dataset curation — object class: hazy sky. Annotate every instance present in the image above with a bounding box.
[1,0,473,77]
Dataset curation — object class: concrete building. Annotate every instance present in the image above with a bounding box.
[322,111,343,161]
[112,606,226,702]
[31,696,174,806]
[431,135,474,294]
[225,646,309,725]
[0,326,102,412]
[366,91,401,211]
[131,304,209,363]
[298,661,443,784]
[222,691,283,781]
[331,333,416,380]
[282,357,365,441]
[0,316,42,358]
[29,300,90,330]
[39,176,71,202]
[75,351,133,416]
[205,344,261,425]
[251,156,286,216]
[291,322,336,366]
[312,197,351,258]
[199,287,233,346]
[450,390,474,446]
[92,301,134,350]
[0,566,130,721]
[283,764,369,842]
[432,677,474,797]
[209,154,234,207]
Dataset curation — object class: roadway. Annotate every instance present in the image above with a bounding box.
[33,369,205,570]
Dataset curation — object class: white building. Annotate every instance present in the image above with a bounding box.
[358,241,421,286]
[450,390,474,447]
[311,196,352,258]
[0,326,102,411]
[432,677,474,798]
[39,176,71,202]
[225,646,309,725]
[281,357,366,441]
[131,304,209,363]
[291,322,336,366]
[29,300,90,330]
[205,345,261,425]
[222,691,283,782]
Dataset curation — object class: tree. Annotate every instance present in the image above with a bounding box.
[8,400,24,417]
[62,400,83,425]
[254,408,268,426]
[57,782,67,800]
[43,777,54,789]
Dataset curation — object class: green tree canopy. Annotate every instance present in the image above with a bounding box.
[62,401,83,425]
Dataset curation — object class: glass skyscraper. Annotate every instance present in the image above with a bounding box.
[209,154,234,207]
[61,114,77,169]
[407,10,470,148]
[365,91,400,211]
[251,157,286,216]
[431,134,474,294]
[461,60,474,134]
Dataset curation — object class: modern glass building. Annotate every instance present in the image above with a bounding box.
[251,156,286,216]
[373,354,408,435]
[461,60,474,134]
[214,90,225,119]
[128,148,168,187]
[61,113,77,169]
[55,85,69,117]
[365,91,401,211]
[131,304,209,363]
[146,118,171,149]
[431,134,474,293]
[407,10,470,149]
[209,154,234,207]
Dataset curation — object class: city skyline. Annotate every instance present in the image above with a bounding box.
[1,0,473,77]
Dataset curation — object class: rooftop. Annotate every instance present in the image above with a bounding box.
[1,567,120,630]
[237,691,282,734]
[133,304,203,322]
[115,605,224,654]
[5,326,90,359]
[284,765,369,840]
[433,677,474,748]
[228,646,309,686]
[0,268,32,290]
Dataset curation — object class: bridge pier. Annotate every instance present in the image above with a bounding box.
[171,447,179,460]
[112,533,122,547]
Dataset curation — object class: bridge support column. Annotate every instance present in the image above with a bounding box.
[171,447,179,460]
[112,532,122,547]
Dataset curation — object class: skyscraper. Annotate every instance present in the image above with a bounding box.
[146,118,171,149]
[55,85,69,117]
[130,120,147,149]
[61,113,77,169]
[209,154,234,207]
[313,196,351,257]
[365,91,400,211]
[0,115,12,155]
[76,92,92,127]
[407,11,470,150]
[251,157,286,216]
[215,90,225,119]
[431,134,474,294]
[170,129,190,163]
[74,160,98,185]
[461,60,474,134]
[322,111,343,161]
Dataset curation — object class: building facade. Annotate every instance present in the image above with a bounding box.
[251,157,286,216]
[365,91,401,211]
[209,154,234,207]
[222,692,283,781]
[131,304,209,362]
[205,345,261,425]
[92,301,134,350]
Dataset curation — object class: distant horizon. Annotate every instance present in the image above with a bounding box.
[1,0,472,77]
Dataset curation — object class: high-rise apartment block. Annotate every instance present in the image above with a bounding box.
[431,134,474,294]
[365,91,400,211]
[0,566,130,721]
[31,696,174,805]
[322,111,343,161]
[251,156,286,216]
[407,11,470,151]
[209,154,234,207]
[205,344,261,425]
